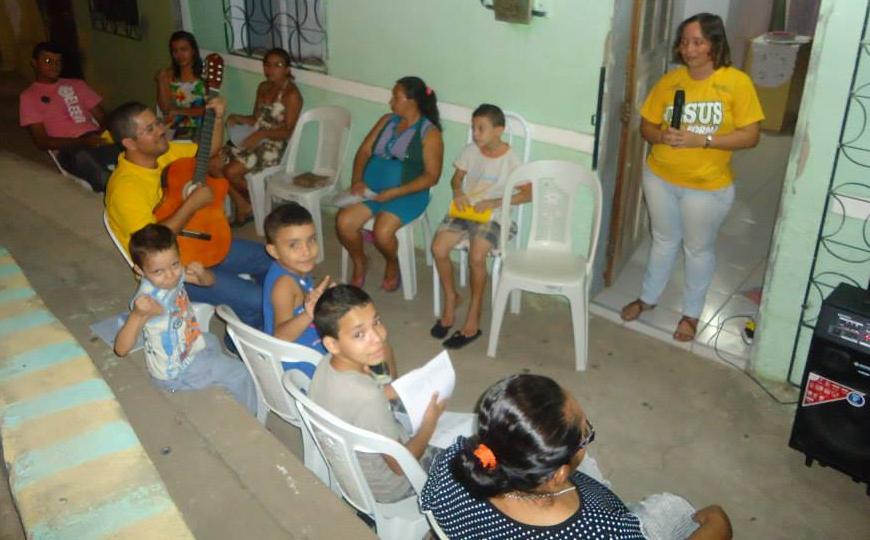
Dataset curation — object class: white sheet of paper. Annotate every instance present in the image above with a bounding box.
[331,187,378,208]
[428,411,475,449]
[228,124,257,147]
[392,350,456,435]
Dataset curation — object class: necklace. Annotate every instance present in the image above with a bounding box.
[502,486,576,501]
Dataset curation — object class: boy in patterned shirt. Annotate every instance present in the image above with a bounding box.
[114,224,256,414]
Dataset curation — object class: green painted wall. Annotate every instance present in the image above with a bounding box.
[188,0,611,254]
[72,0,179,108]
[753,0,868,383]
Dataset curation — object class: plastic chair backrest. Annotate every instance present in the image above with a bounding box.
[103,211,134,268]
[280,106,352,183]
[283,376,427,517]
[499,161,602,273]
[218,305,322,425]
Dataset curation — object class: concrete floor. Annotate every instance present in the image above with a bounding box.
[1,72,868,539]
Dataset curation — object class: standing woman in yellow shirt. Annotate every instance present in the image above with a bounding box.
[620,13,764,342]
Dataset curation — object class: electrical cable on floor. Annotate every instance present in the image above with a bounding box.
[709,313,799,406]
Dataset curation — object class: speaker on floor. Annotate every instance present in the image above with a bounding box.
[789,283,870,495]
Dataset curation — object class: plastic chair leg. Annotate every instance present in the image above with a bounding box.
[396,226,416,300]
[248,173,267,236]
[487,281,511,358]
[420,214,433,267]
[568,289,589,371]
[340,246,350,283]
[311,202,324,264]
[432,260,442,317]
[458,250,468,288]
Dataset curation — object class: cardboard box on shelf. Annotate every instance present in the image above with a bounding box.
[743,33,813,133]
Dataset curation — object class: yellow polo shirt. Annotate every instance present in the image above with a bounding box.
[104,142,197,254]
[641,66,764,190]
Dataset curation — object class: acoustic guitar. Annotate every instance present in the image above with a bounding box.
[154,53,231,267]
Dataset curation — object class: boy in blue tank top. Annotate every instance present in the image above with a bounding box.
[262,203,332,375]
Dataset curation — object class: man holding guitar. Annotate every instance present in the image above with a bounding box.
[105,94,271,330]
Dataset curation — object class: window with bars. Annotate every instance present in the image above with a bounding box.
[222,0,327,71]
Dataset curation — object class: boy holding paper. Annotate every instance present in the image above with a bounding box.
[309,284,446,503]
[430,104,530,349]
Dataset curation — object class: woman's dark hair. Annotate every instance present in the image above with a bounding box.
[396,76,441,131]
[264,48,294,79]
[673,13,731,69]
[451,374,582,499]
[169,31,203,79]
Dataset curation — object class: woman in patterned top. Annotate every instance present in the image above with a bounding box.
[420,374,732,539]
[156,31,206,139]
[210,48,303,227]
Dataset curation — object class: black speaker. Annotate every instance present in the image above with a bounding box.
[789,283,870,495]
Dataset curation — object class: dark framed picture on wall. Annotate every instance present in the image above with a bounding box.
[89,0,142,40]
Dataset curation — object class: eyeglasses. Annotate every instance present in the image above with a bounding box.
[41,57,62,65]
[263,61,286,68]
[575,419,596,451]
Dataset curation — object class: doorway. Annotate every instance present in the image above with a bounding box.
[593,0,816,367]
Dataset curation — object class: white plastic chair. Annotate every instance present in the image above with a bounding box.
[486,161,603,371]
[340,212,433,301]
[283,374,431,540]
[248,106,352,249]
[102,211,215,328]
[217,304,333,488]
[47,150,95,191]
[431,112,532,318]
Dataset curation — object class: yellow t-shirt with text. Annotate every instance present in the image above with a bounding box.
[104,142,197,255]
[641,66,764,190]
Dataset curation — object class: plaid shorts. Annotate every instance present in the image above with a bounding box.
[436,217,517,249]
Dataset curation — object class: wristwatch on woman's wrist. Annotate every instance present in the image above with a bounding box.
[704,134,713,148]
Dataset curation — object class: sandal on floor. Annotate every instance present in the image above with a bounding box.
[620,299,656,322]
[381,274,401,292]
[430,320,452,339]
[443,330,482,349]
[673,316,699,342]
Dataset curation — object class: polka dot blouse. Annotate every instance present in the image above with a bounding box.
[420,439,646,539]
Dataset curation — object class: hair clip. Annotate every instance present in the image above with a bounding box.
[473,443,497,470]
[425,86,433,96]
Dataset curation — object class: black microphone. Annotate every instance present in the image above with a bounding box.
[671,89,685,129]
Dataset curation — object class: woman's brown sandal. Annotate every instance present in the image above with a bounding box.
[620,299,656,322]
[673,316,699,342]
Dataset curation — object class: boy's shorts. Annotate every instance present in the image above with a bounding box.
[436,217,517,249]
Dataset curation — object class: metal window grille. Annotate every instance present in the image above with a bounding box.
[223,0,327,71]
[88,0,142,40]
[788,2,870,385]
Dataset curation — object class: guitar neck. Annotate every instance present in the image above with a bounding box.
[192,89,220,185]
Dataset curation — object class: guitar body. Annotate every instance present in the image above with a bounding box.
[155,157,232,267]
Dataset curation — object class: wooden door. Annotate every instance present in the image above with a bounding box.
[603,0,672,285]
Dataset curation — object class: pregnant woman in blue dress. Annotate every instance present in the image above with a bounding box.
[336,76,444,291]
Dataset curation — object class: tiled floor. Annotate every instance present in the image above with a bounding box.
[593,133,795,367]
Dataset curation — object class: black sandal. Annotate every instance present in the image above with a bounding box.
[430,320,452,339]
[443,330,482,349]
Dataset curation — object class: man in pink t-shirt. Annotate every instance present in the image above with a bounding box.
[19,42,121,192]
